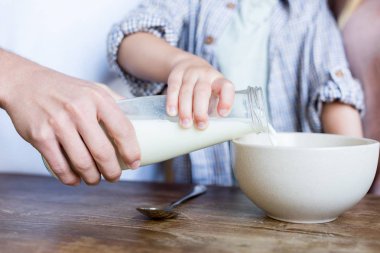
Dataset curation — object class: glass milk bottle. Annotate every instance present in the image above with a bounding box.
[116,86,268,168]
[43,86,268,173]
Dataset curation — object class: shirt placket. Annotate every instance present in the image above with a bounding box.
[198,0,238,58]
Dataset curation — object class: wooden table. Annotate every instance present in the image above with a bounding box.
[0,174,379,253]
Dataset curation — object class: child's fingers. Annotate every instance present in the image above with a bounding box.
[193,81,211,130]
[178,71,198,128]
[166,70,183,117]
[212,78,235,117]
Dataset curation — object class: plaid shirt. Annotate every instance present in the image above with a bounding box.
[108,0,364,186]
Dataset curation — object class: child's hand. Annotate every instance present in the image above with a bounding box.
[166,55,234,130]
[118,33,234,129]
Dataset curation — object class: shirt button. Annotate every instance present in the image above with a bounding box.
[204,36,215,45]
[335,69,344,78]
[226,2,236,9]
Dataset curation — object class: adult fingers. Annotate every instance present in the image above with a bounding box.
[76,117,122,182]
[37,137,81,186]
[50,112,101,185]
[211,78,235,117]
[94,83,124,101]
[96,97,141,169]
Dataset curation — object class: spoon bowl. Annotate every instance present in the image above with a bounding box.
[136,207,179,219]
[136,185,207,219]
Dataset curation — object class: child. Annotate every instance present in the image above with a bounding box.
[107,0,364,185]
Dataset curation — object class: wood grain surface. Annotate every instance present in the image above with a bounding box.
[0,174,379,253]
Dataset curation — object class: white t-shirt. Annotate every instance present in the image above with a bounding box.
[0,0,163,181]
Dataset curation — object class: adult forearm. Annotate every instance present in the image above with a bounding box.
[0,49,50,111]
[321,101,363,137]
[0,49,31,108]
[117,32,193,83]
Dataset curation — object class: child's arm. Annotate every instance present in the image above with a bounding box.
[321,102,363,137]
[307,1,364,135]
[118,32,234,130]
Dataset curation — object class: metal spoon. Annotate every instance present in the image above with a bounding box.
[136,185,207,219]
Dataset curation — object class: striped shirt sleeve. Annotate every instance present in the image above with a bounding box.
[107,0,190,97]
[307,0,364,132]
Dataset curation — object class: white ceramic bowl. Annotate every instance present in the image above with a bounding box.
[233,133,379,223]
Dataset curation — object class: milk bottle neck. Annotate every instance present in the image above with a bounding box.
[245,86,268,133]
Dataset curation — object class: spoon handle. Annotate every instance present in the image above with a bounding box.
[169,185,207,209]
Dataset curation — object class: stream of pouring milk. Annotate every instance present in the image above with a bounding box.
[267,124,278,146]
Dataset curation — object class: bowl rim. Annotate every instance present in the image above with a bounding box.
[233,132,379,151]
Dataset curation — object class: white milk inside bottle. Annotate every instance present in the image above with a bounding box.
[127,118,260,166]
[43,86,270,173]
[115,86,269,168]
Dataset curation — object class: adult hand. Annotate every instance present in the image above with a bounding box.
[0,50,141,186]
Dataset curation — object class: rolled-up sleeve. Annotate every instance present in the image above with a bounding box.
[315,66,364,113]
[107,0,189,96]
[308,1,364,131]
